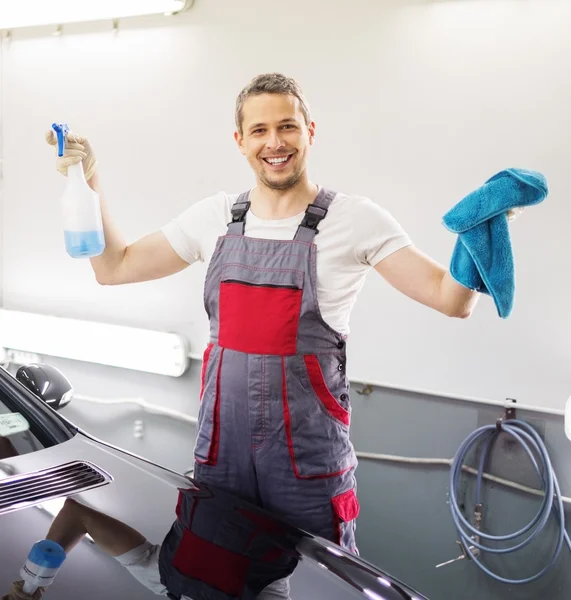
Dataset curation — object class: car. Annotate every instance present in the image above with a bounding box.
[0,362,429,600]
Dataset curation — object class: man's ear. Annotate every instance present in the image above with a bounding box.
[308,121,316,146]
[234,130,246,155]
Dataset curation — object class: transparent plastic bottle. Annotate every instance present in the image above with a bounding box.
[20,539,66,595]
[52,122,106,258]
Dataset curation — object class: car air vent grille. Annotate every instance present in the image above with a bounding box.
[0,461,112,515]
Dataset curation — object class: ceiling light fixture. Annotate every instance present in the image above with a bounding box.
[0,0,192,30]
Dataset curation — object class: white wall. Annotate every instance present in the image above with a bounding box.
[1,0,570,409]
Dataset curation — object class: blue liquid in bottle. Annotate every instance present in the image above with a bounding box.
[64,230,105,258]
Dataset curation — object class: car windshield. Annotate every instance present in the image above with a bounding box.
[0,369,74,460]
[0,400,48,459]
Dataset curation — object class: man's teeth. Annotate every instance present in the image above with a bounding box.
[265,156,289,164]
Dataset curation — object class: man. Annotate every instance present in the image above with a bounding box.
[46,72,486,590]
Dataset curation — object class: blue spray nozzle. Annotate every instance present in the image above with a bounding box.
[27,539,66,569]
[51,123,69,158]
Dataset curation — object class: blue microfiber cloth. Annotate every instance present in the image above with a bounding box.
[442,168,548,318]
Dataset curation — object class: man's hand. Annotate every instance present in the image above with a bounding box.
[45,129,98,182]
[507,207,524,222]
[2,581,45,600]
[374,246,479,319]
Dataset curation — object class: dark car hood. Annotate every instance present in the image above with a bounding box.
[0,430,427,600]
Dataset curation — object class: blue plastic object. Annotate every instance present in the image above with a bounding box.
[27,539,66,569]
[51,121,106,258]
[52,122,69,158]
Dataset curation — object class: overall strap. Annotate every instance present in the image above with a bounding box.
[226,191,251,235]
[294,188,337,243]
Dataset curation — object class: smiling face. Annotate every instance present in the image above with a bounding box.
[234,93,315,191]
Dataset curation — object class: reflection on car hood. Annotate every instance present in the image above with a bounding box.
[0,431,428,600]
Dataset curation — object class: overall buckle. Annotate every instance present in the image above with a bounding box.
[302,205,328,230]
[230,201,251,223]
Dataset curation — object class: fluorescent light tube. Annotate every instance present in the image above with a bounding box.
[0,0,190,30]
[0,309,190,377]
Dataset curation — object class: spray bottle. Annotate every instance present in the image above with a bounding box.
[20,539,66,595]
[52,122,106,258]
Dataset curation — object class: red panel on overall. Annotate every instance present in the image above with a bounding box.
[172,529,251,595]
[304,355,350,426]
[219,281,302,355]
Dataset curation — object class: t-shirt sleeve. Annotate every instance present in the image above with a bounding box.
[352,196,412,267]
[161,192,229,265]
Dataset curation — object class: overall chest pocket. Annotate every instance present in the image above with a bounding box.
[218,264,304,356]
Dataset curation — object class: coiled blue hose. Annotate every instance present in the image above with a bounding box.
[448,418,571,584]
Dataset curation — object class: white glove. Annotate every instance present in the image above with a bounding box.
[2,581,45,600]
[45,129,97,181]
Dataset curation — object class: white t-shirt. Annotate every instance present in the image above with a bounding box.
[161,190,412,335]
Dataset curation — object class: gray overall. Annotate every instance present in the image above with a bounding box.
[193,187,360,559]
